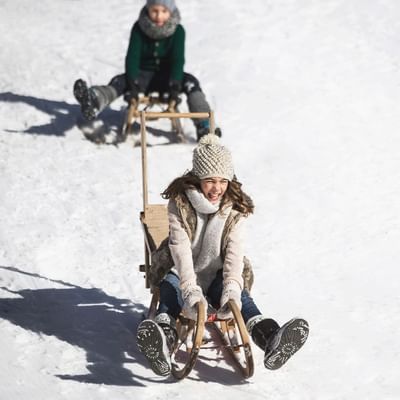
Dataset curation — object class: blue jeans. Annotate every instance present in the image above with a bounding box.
[157,270,262,323]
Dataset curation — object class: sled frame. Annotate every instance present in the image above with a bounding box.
[138,109,214,288]
[122,96,191,143]
[210,300,254,378]
[145,290,253,380]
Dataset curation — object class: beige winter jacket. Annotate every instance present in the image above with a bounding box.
[148,193,254,291]
[168,197,245,290]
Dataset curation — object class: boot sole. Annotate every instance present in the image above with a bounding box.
[264,318,309,370]
[136,320,171,377]
[73,79,97,121]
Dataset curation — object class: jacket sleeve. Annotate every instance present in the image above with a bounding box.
[168,199,197,285]
[223,217,245,289]
[169,25,185,83]
[125,23,142,83]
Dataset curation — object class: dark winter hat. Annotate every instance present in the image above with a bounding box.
[146,0,176,12]
[192,134,235,181]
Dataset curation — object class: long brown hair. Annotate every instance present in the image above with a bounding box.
[162,171,254,216]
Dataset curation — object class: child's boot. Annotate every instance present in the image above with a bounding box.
[196,120,210,141]
[74,79,119,121]
[247,316,309,370]
[136,313,178,377]
[187,90,221,140]
[73,79,100,121]
[195,119,222,142]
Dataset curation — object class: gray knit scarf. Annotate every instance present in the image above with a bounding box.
[185,189,232,292]
[138,6,181,39]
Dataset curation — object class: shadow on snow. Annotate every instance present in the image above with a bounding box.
[0,265,157,386]
[0,91,195,144]
[0,91,122,137]
[0,266,253,386]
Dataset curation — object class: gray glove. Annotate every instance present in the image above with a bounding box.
[217,279,242,320]
[181,281,208,320]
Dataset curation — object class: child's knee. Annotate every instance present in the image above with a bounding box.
[183,73,201,93]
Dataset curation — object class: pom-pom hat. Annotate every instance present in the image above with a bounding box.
[192,134,234,181]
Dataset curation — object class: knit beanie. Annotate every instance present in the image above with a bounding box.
[192,134,234,181]
[146,0,176,12]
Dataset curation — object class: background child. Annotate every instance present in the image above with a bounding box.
[73,0,219,141]
[136,134,309,377]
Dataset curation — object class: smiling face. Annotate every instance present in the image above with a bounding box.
[200,177,229,205]
[147,5,171,26]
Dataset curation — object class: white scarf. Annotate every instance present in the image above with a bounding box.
[185,189,232,292]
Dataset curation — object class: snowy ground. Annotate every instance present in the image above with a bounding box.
[1,0,400,399]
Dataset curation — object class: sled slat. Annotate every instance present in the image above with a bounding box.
[143,112,209,119]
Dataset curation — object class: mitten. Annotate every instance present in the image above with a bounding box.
[168,80,182,103]
[217,279,242,320]
[124,80,140,103]
[181,281,207,320]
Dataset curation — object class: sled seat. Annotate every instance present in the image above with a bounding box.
[139,204,169,289]
[140,204,169,254]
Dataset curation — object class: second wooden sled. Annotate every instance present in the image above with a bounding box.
[138,110,254,380]
[122,95,185,143]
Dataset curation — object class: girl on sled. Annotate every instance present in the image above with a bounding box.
[136,134,309,377]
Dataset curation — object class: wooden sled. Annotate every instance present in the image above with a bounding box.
[138,111,254,380]
[122,95,186,143]
[144,289,254,380]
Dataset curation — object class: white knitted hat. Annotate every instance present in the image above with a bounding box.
[192,134,234,181]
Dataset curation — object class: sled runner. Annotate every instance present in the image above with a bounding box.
[138,111,254,380]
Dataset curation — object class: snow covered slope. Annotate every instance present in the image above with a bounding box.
[1,0,400,399]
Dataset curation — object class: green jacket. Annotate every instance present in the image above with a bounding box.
[125,22,185,84]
